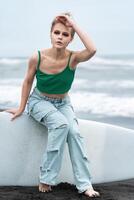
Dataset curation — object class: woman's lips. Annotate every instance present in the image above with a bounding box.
[56,41,63,45]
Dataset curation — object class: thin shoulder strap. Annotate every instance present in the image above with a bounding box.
[67,51,73,66]
[36,50,41,70]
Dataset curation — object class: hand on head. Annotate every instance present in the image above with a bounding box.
[55,12,74,28]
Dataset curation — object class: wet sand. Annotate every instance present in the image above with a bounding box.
[0,179,134,200]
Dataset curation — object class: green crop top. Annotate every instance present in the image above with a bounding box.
[35,50,76,94]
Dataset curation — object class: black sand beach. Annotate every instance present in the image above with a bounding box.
[0,179,134,200]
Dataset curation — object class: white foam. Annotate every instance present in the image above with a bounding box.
[1,79,134,118]
[80,56,134,70]
[0,86,21,103]
[73,79,90,89]
[0,79,35,106]
[0,79,23,86]
[70,92,134,117]
[73,79,134,89]
[90,56,134,67]
[0,58,27,65]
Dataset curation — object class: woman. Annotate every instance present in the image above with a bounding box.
[6,12,100,197]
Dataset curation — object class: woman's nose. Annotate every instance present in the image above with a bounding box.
[58,34,62,39]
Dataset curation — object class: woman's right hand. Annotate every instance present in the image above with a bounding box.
[5,108,24,121]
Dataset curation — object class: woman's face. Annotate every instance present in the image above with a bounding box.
[50,22,73,49]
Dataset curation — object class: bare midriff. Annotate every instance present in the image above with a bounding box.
[40,91,68,99]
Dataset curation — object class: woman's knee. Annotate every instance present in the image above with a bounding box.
[56,117,69,130]
[68,117,80,137]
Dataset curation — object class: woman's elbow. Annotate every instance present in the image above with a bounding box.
[89,48,97,58]
[92,48,97,55]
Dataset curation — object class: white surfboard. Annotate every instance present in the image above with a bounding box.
[0,111,134,186]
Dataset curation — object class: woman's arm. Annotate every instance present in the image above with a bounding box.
[5,52,38,121]
[71,23,97,63]
[19,53,37,112]
[56,14,97,64]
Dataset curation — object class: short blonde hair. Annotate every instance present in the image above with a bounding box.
[50,12,75,38]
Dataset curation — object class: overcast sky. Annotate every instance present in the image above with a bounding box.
[0,0,133,57]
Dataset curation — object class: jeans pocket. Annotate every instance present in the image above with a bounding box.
[27,97,37,116]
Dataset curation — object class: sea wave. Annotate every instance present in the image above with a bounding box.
[90,56,134,67]
[70,91,134,117]
[1,84,134,118]
[0,58,27,65]
[73,79,134,89]
[1,56,134,68]
[0,79,23,86]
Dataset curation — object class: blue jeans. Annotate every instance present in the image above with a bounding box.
[27,87,92,193]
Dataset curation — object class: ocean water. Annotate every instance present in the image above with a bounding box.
[0,54,134,130]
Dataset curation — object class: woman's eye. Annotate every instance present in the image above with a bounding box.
[53,31,69,37]
[63,33,69,37]
[54,31,60,35]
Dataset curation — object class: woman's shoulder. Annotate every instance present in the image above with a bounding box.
[27,50,40,70]
[40,48,51,60]
[40,48,51,55]
[29,48,47,64]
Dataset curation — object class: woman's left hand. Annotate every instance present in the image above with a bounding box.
[55,14,75,28]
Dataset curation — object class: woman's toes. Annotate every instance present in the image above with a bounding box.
[96,191,100,196]
[84,188,100,197]
[39,183,52,193]
[49,186,52,191]
[93,191,100,197]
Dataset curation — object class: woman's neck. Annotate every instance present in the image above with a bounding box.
[49,47,67,60]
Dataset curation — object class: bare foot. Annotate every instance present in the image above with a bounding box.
[39,182,52,192]
[84,185,100,198]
